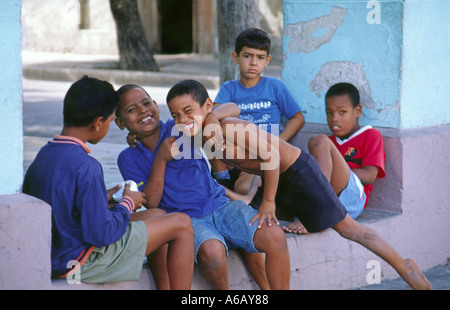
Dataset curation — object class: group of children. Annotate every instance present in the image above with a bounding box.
[23,28,432,290]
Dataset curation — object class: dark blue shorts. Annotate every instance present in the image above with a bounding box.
[251,150,347,233]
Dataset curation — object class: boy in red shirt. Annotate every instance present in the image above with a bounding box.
[284,82,385,234]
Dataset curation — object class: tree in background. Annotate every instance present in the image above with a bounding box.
[110,0,260,78]
[217,0,260,84]
[110,0,159,71]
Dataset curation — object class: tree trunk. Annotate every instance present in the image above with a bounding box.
[217,0,260,84]
[110,0,159,71]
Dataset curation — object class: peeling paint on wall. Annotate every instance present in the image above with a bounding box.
[284,6,347,54]
[282,0,404,128]
[310,61,375,110]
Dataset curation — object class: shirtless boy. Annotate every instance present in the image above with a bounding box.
[166,79,432,290]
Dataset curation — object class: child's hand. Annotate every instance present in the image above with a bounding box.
[126,133,139,148]
[249,201,279,229]
[107,183,123,208]
[123,182,146,211]
[156,136,179,162]
[203,114,225,153]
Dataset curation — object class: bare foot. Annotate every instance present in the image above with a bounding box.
[401,258,432,290]
[282,220,309,234]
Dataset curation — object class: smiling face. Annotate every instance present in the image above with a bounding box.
[325,94,362,140]
[168,94,213,137]
[115,88,160,138]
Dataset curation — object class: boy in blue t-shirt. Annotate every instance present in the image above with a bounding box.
[23,76,194,289]
[213,28,305,203]
[115,84,290,290]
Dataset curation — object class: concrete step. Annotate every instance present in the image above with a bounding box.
[49,210,404,290]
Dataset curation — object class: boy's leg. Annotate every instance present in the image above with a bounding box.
[192,215,231,289]
[308,134,350,195]
[197,239,230,290]
[234,172,261,196]
[239,251,270,290]
[138,211,194,290]
[131,209,170,289]
[333,214,432,290]
[283,134,351,234]
[224,175,261,205]
[212,200,290,289]
[253,224,290,290]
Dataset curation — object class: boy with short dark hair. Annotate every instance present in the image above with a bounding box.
[213,27,305,201]
[115,83,290,290]
[285,82,386,233]
[167,79,432,290]
[23,76,194,289]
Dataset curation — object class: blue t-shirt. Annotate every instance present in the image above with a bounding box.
[117,119,229,218]
[214,76,301,134]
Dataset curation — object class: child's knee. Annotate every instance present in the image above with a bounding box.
[308,134,329,152]
[255,226,287,252]
[197,240,227,270]
[173,212,193,232]
[151,208,167,217]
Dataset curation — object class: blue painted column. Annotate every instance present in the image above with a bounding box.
[282,0,450,214]
[0,0,23,195]
[400,0,450,129]
[282,0,450,130]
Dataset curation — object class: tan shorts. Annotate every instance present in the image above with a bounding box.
[80,221,147,283]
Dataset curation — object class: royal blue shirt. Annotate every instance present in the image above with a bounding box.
[117,119,228,218]
[23,136,134,277]
[214,76,302,134]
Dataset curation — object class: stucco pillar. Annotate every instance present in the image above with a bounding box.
[0,0,23,195]
[282,0,450,213]
[0,0,53,290]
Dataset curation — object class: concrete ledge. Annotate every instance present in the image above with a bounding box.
[50,249,260,290]
[1,192,448,290]
[0,194,52,289]
[48,210,402,290]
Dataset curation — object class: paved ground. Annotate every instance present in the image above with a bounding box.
[21,51,450,290]
[357,260,450,290]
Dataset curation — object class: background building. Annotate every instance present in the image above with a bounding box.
[22,0,284,61]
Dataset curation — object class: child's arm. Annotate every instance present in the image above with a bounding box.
[278,111,305,141]
[350,129,385,185]
[126,103,240,149]
[142,137,178,208]
[226,120,280,228]
[251,132,280,228]
[252,160,280,229]
[211,102,240,120]
[352,166,379,185]
[204,102,240,155]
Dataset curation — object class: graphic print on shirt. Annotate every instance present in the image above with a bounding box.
[238,100,273,125]
[344,146,362,165]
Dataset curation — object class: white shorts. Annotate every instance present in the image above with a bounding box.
[338,171,366,219]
